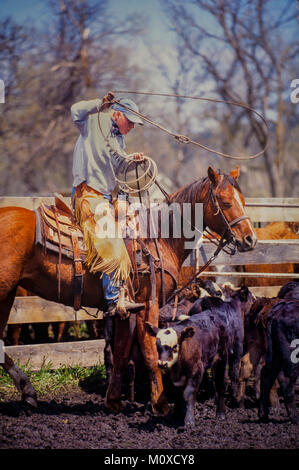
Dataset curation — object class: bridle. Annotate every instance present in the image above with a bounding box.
[166,175,251,303]
[203,174,250,256]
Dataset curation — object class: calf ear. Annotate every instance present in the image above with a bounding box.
[180,326,196,343]
[237,285,250,301]
[145,322,159,337]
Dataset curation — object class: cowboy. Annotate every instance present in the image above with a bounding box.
[70,95,144,316]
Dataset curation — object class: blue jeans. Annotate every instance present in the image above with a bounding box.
[101,271,121,305]
[71,185,123,305]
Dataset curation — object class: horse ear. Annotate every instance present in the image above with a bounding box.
[230,165,240,180]
[208,167,221,187]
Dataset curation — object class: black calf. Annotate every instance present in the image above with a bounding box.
[259,300,299,424]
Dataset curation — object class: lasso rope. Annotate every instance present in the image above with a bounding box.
[112,90,270,161]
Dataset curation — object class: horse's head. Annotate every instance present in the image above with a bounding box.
[204,166,257,252]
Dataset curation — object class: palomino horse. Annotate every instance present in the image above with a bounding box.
[0,166,256,411]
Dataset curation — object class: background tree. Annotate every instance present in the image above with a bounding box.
[0,0,146,195]
[161,0,299,196]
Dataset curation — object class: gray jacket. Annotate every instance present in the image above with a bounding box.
[71,99,126,194]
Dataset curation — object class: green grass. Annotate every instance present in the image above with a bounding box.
[0,360,107,401]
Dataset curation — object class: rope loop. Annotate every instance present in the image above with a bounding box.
[113,90,270,161]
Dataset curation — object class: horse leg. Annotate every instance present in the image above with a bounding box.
[2,352,37,407]
[86,320,99,339]
[127,359,136,402]
[103,316,114,383]
[0,288,37,407]
[136,303,170,416]
[54,322,68,342]
[105,316,133,412]
[6,324,22,345]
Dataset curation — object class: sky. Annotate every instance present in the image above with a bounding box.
[0,0,173,44]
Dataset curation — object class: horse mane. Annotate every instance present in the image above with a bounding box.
[167,172,241,205]
[167,177,209,205]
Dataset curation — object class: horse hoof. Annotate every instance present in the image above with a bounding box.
[290,415,298,425]
[184,420,195,428]
[105,397,123,413]
[152,401,170,417]
[258,412,269,423]
[23,394,38,408]
[216,411,226,420]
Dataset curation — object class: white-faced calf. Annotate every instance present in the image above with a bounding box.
[146,313,227,427]
[146,286,254,427]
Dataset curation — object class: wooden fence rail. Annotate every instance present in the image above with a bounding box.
[8,297,102,325]
[1,196,299,221]
[4,339,105,371]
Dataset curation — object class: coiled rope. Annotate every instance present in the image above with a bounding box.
[115,155,158,194]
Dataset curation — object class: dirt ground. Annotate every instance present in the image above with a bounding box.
[0,383,298,449]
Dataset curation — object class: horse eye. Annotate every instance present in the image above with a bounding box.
[222,202,232,208]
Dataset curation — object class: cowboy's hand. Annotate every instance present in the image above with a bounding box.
[132,152,144,161]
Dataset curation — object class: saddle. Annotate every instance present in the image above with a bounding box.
[35,194,86,311]
[35,194,87,259]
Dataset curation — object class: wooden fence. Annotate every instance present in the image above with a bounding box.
[1,196,298,369]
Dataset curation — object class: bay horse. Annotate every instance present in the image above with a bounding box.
[0,166,257,412]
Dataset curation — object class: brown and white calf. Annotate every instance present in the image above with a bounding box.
[147,286,254,427]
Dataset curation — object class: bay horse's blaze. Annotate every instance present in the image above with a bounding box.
[0,166,256,413]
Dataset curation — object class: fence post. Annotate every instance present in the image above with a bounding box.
[0,339,4,364]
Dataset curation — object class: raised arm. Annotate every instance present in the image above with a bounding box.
[71,98,101,132]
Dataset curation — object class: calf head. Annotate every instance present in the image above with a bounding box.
[196,279,225,300]
[221,282,238,299]
[231,285,255,316]
[145,322,195,370]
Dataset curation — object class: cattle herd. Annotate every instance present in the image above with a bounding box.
[3,279,299,428]
[148,279,299,427]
